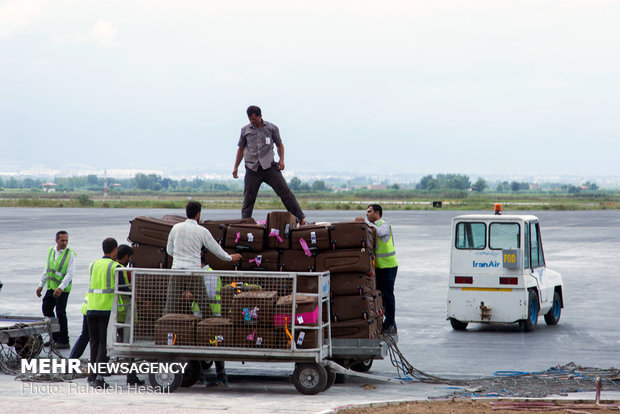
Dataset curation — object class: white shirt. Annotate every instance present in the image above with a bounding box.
[39,247,76,291]
[166,219,232,269]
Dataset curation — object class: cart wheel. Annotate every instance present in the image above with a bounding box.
[450,318,468,331]
[322,366,337,391]
[180,360,201,388]
[292,363,328,395]
[351,358,373,373]
[149,368,183,392]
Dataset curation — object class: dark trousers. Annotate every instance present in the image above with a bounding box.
[87,312,110,380]
[69,315,89,359]
[376,266,398,327]
[42,289,70,344]
[242,165,305,221]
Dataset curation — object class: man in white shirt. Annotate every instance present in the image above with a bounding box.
[36,230,76,349]
[166,201,241,387]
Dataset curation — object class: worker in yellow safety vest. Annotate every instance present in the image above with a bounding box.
[86,237,120,389]
[36,230,76,349]
[356,204,399,335]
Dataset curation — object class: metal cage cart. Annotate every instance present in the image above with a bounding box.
[107,268,333,394]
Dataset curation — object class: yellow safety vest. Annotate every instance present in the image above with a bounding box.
[44,247,74,292]
[86,257,120,311]
[374,219,398,269]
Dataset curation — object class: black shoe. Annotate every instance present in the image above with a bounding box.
[87,376,95,385]
[56,342,70,349]
[94,379,110,389]
[127,375,145,386]
[383,324,397,335]
[207,374,229,387]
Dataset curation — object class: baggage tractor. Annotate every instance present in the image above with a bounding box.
[231,290,278,326]
[131,244,170,269]
[331,318,379,339]
[291,225,331,252]
[329,221,376,250]
[202,248,240,270]
[330,294,381,322]
[225,224,266,252]
[197,317,235,347]
[128,216,175,248]
[315,249,374,274]
[278,249,316,272]
[330,272,376,296]
[154,313,198,346]
[265,211,297,249]
[240,250,280,271]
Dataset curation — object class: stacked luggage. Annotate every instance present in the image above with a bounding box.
[127,211,384,342]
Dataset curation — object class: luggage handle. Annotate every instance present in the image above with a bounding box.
[235,245,251,252]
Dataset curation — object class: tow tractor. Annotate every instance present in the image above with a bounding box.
[447,205,564,331]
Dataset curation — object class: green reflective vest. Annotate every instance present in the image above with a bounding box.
[374,219,398,269]
[116,269,131,323]
[81,292,88,316]
[86,257,120,311]
[44,247,74,292]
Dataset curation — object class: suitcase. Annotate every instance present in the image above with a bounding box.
[235,326,286,349]
[330,294,381,322]
[265,211,297,249]
[315,249,374,273]
[128,216,175,248]
[161,215,187,224]
[154,313,198,346]
[197,317,235,347]
[131,244,171,269]
[330,272,376,296]
[231,290,278,326]
[297,275,319,294]
[225,224,266,252]
[330,318,379,339]
[202,248,240,270]
[240,250,280,271]
[220,282,263,316]
[292,328,321,349]
[200,222,227,246]
[291,225,331,252]
[329,221,376,250]
[278,249,316,272]
[274,294,319,327]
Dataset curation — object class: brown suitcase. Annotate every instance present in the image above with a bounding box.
[161,215,187,223]
[220,282,263,316]
[291,225,331,252]
[278,249,316,272]
[128,216,175,248]
[265,211,297,249]
[235,326,286,349]
[197,317,235,347]
[274,294,319,328]
[154,313,197,346]
[225,224,266,252]
[315,249,374,273]
[292,328,321,349]
[131,244,171,269]
[297,275,319,294]
[231,290,278,326]
[202,248,240,270]
[330,318,379,339]
[329,221,376,250]
[240,250,280,271]
[330,294,381,322]
[200,222,227,246]
[331,272,376,296]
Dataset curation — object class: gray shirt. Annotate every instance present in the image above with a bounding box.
[238,120,282,172]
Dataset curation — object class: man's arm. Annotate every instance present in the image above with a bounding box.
[55,251,76,297]
[166,226,176,257]
[201,229,241,262]
[367,218,391,241]
[276,142,285,171]
[232,146,244,179]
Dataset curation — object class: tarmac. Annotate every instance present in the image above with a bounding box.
[1,208,620,411]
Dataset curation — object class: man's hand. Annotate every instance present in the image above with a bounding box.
[53,287,63,298]
[232,168,238,179]
[36,286,43,297]
[354,216,366,222]
[230,253,242,262]
[277,159,285,171]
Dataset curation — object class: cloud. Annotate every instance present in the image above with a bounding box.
[0,0,43,39]
[52,20,118,46]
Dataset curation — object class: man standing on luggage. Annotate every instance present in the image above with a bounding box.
[167,201,242,387]
[36,230,76,349]
[356,204,399,335]
[86,237,120,388]
[232,105,307,224]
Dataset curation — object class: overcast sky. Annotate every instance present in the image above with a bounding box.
[1,0,619,179]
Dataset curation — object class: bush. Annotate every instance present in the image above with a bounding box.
[78,194,94,207]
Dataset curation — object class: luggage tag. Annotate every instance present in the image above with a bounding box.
[297,315,304,324]
[269,229,283,243]
[296,331,305,346]
[249,255,262,267]
[247,232,254,242]
[256,337,263,345]
[310,231,317,245]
